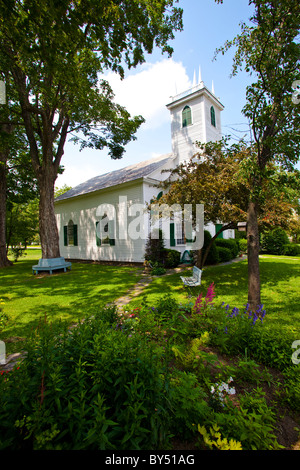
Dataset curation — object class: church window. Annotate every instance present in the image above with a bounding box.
[182,106,192,128]
[96,213,115,246]
[64,220,78,246]
[210,106,216,127]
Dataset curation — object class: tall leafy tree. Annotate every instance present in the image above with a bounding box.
[156,138,299,268]
[215,0,300,309]
[0,0,183,260]
[0,76,35,267]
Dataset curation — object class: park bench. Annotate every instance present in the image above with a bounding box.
[32,257,72,275]
[180,266,202,286]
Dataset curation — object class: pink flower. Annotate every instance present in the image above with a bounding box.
[205,282,215,304]
[193,283,216,314]
[193,292,203,314]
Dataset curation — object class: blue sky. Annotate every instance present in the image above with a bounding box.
[57,0,257,188]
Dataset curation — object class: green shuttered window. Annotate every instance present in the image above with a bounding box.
[64,220,78,246]
[96,219,115,247]
[182,106,192,128]
[210,106,216,127]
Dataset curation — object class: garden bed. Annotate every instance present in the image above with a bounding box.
[0,252,299,450]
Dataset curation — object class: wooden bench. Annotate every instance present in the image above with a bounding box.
[32,257,72,275]
[180,266,202,286]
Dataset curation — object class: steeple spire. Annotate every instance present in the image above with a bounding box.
[211,80,215,95]
[198,66,202,84]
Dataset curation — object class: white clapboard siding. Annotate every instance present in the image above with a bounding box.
[55,181,147,263]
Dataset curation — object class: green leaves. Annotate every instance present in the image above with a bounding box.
[216,0,300,169]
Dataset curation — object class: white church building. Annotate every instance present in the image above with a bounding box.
[54,74,235,263]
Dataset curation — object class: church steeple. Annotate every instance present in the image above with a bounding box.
[166,69,224,165]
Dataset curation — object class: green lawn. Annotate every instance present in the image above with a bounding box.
[1,250,299,351]
[0,249,142,348]
[128,255,300,335]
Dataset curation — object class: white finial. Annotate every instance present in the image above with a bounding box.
[212,80,215,95]
[198,66,202,84]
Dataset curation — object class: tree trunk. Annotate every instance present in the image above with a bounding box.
[38,171,60,259]
[0,153,13,267]
[247,200,261,310]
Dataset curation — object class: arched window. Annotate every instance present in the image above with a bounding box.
[210,106,216,127]
[182,106,192,128]
[95,213,115,246]
[64,219,78,246]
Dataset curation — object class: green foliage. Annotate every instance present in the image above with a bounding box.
[283,243,300,256]
[238,238,248,253]
[216,246,232,263]
[0,300,9,332]
[247,328,297,371]
[198,423,242,450]
[202,230,219,265]
[6,199,39,253]
[0,312,173,450]
[144,229,166,265]
[215,238,239,258]
[262,228,290,255]
[168,371,210,438]
[1,255,299,450]
[281,367,300,412]
[209,303,265,356]
[214,389,283,450]
[145,232,181,270]
[164,249,181,268]
[171,333,211,371]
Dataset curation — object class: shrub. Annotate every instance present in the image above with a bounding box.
[168,370,210,439]
[238,238,247,253]
[144,228,166,265]
[193,230,219,266]
[215,239,239,258]
[261,228,289,255]
[0,311,174,450]
[216,246,233,263]
[163,249,181,268]
[214,390,282,450]
[151,263,166,276]
[283,243,300,256]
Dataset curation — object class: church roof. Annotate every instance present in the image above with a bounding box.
[55,153,173,202]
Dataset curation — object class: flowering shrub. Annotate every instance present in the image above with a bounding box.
[224,302,266,325]
[209,302,267,355]
[210,377,236,409]
[193,283,215,315]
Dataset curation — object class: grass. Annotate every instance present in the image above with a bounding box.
[0,249,142,351]
[128,255,300,335]
[1,250,299,352]
[0,250,299,450]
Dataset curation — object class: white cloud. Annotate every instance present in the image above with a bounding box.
[102,59,192,130]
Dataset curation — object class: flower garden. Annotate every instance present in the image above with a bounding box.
[0,251,299,450]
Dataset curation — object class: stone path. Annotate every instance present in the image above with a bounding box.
[114,265,188,311]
